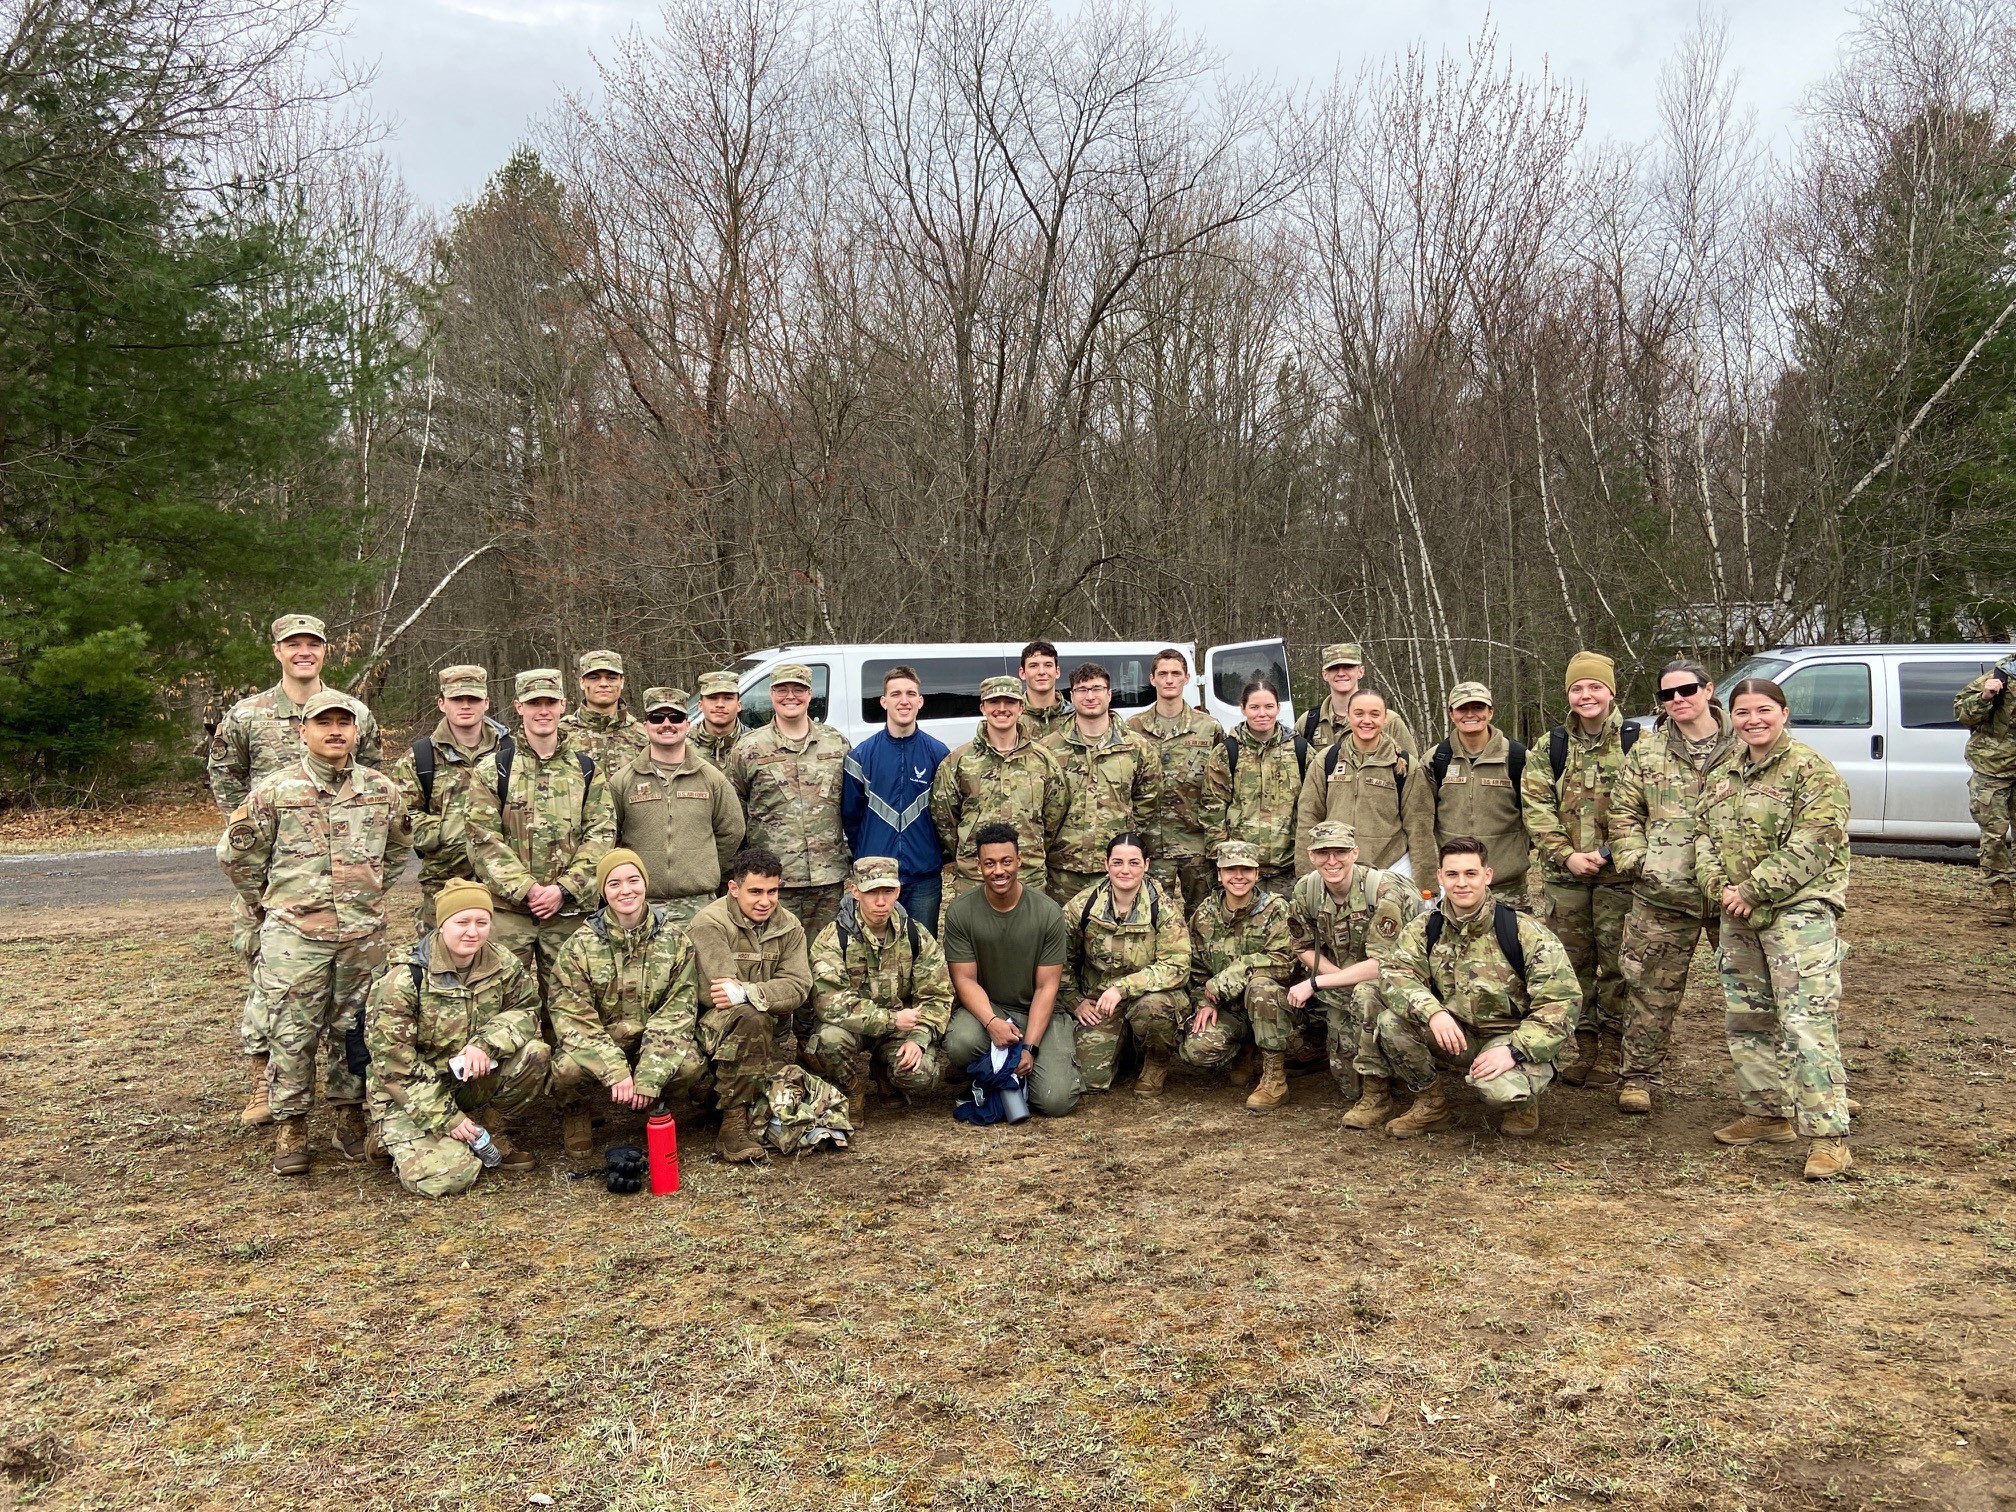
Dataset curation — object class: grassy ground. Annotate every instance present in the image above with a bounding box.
[0,799,217,856]
[0,856,2012,1510]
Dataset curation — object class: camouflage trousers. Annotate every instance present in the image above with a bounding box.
[697,1000,780,1110]
[1540,880,1630,1036]
[1715,902,1849,1138]
[1370,1009,1556,1108]
[1072,989,1190,1091]
[1256,980,1386,1095]
[656,894,712,929]
[782,885,844,945]
[373,1040,551,1199]
[806,1023,946,1097]
[1150,854,1216,918]
[256,924,386,1119]
[1491,878,1533,913]
[1970,771,2016,886]
[1618,901,1717,1081]
[548,1031,712,1111]
[487,909,585,1009]
[1179,995,1250,1071]
[231,895,269,1057]
[1045,868,1106,909]
[942,1006,1081,1116]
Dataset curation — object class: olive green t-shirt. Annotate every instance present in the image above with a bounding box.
[942,884,1069,1010]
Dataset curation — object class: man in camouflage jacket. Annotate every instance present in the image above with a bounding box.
[560,649,649,772]
[1958,659,2016,923]
[1125,649,1223,913]
[1042,662,1162,905]
[1189,840,1294,1094]
[726,662,853,942]
[1060,867,1191,1095]
[931,676,1068,899]
[691,670,747,772]
[388,664,506,928]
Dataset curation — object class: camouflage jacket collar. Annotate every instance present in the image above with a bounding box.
[971,723,1032,757]
[1738,732,1795,777]
[1061,719,1127,751]
[1139,704,1216,738]
[835,894,907,951]
[1234,721,1291,751]
[767,720,828,752]
[1089,879,1157,926]
[299,752,352,796]
[428,716,503,762]
[415,935,512,987]
[511,727,581,764]
[586,902,671,950]
[1436,896,1496,939]
[1568,707,1623,751]
[571,706,632,731]
[262,679,321,718]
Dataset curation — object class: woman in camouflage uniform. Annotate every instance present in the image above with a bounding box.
[1201,681,1305,889]
[1061,833,1192,1097]
[1695,678,1855,1181]
[1189,839,1296,1106]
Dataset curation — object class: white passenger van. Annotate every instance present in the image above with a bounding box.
[1717,643,2015,842]
[703,638,1295,748]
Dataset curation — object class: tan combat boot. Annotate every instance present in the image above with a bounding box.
[1498,1100,1540,1138]
[1134,1050,1170,1098]
[1340,1075,1393,1130]
[1993,880,2014,926]
[363,1124,392,1167]
[1227,1043,1258,1088]
[487,1128,536,1173]
[241,1053,274,1127]
[330,1104,369,1161]
[715,1105,766,1164]
[1558,1029,1600,1087]
[843,1070,869,1126]
[1803,1137,1853,1180]
[272,1117,311,1176]
[1245,1052,1289,1113]
[1616,1078,1652,1115]
[560,1106,595,1158]
[1584,1031,1622,1089]
[1384,1077,1454,1139]
[1713,1113,1797,1146]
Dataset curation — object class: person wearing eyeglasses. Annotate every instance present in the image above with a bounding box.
[1605,658,1737,1115]
[607,687,746,927]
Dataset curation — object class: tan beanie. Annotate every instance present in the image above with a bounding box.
[434,880,493,927]
[595,847,649,900]
[1565,651,1616,695]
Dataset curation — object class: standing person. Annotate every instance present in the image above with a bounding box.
[207,612,383,1127]
[1521,652,1637,1088]
[1286,822,1420,1125]
[939,825,1080,1117]
[726,662,853,943]
[1201,680,1307,890]
[1125,648,1223,915]
[1293,688,1437,881]
[217,692,412,1174]
[1696,678,1855,1180]
[685,848,814,1162]
[546,850,712,1156]
[561,650,649,772]
[930,676,1067,905]
[1957,656,2016,925]
[691,671,746,772]
[1298,643,1418,757]
[808,857,955,1122]
[1042,662,1162,905]
[1428,681,1532,908]
[1609,659,1737,1115]
[842,666,951,935]
[1016,640,1073,742]
[1369,838,1582,1140]
[606,687,744,926]
[1059,833,1191,1097]
[461,668,616,1006]
[1189,839,1293,1106]
[390,664,508,927]
[364,882,550,1196]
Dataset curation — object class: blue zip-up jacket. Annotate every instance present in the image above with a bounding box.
[842,727,951,884]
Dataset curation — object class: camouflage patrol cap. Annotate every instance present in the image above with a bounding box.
[1447,680,1494,709]
[850,856,903,891]
[271,613,326,643]
[771,662,814,689]
[438,664,488,699]
[578,649,625,676]
[979,674,1026,703]
[1214,839,1263,869]
[299,689,355,721]
[697,671,741,697]
[1307,821,1359,852]
[515,668,566,702]
[1321,642,1366,669]
[642,686,690,714]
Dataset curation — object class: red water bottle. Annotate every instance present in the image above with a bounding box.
[646,1109,680,1194]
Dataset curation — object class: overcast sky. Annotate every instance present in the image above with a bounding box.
[342,0,1863,210]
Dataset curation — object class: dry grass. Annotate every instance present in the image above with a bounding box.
[0,799,217,856]
[0,856,2012,1510]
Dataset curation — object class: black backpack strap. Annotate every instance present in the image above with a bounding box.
[906,911,922,958]
[1621,721,1641,755]
[1548,724,1568,782]
[1292,734,1310,781]
[1493,902,1527,980]
[412,736,436,810]
[1300,706,1321,742]
[1424,911,1443,952]
[576,751,596,820]
[1324,741,1344,778]
[1430,740,1453,787]
[1394,752,1407,798]
[1223,734,1240,779]
[494,735,515,805]
[1507,740,1527,813]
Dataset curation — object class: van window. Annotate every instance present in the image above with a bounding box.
[1778,663,1871,728]
[1062,656,1153,710]
[1212,646,1292,708]
[740,664,830,729]
[1899,658,1995,729]
[862,656,1018,723]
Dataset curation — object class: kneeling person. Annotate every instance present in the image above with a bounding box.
[1189,840,1295,1098]
[548,849,711,1156]
[1061,832,1191,1097]
[1370,837,1580,1139]
[365,883,550,1196]
[809,856,955,1121]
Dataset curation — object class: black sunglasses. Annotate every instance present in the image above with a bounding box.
[1657,681,1705,702]
[646,709,689,724]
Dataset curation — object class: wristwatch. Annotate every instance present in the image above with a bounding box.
[1507,1042,1528,1066]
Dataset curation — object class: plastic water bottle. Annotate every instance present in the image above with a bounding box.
[469,1129,503,1169]
[646,1110,680,1194]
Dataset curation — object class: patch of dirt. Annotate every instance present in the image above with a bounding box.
[0,796,218,855]
[0,856,2010,1509]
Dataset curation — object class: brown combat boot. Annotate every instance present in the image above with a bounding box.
[1498,1100,1540,1138]
[1245,1051,1289,1113]
[1584,1031,1622,1088]
[844,1067,869,1125]
[364,1124,392,1166]
[240,1053,274,1127]
[1385,1077,1454,1139]
[271,1117,311,1176]
[1616,1078,1652,1115]
[1993,880,2014,926]
[1803,1137,1853,1180]
[1713,1113,1797,1146]
[487,1129,536,1173]
[330,1104,368,1161]
[1134,1050,1170,1098]
[1340,1075,1393,1130]
[715,1105,766,1164]
[1227,1043,1258,1088]
[560,1107,595,1157]
[1559,1029,1599,1087]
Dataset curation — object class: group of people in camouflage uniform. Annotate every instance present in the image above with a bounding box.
[209,622,1859,1191]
